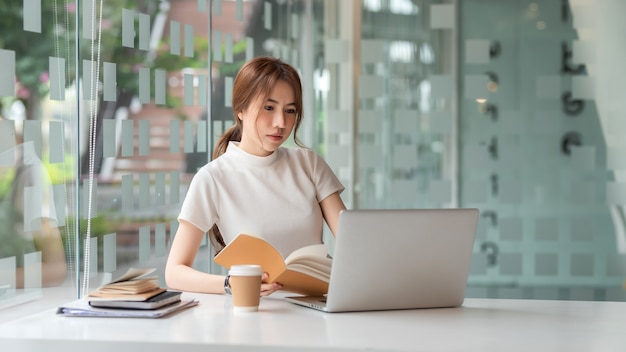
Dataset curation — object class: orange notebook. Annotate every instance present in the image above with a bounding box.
[214,234,331,296]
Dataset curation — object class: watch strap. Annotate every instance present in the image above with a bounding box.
[224,275,232,295]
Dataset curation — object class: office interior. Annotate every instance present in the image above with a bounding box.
[1,0,625,318]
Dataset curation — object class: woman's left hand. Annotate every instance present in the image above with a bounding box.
[260,272,282,296]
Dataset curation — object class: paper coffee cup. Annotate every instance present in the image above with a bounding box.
[228,265,263,312]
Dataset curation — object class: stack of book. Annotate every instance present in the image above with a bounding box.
[57,268,198,318]
[87,267,181,309]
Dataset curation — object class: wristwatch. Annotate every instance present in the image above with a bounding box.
[224,275,232,295]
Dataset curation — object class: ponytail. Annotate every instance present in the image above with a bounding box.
[212,124,242,160]
[208,224,226,256]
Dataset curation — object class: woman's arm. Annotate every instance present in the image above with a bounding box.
[165,220,282,295]
[35,219,67,287]
[320,191,346,237]
[165,220,225,293]
[15,218,67,288]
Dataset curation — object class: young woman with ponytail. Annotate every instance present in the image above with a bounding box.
[165,56,346,296]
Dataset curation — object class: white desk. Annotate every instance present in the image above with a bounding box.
[0,292,625,352]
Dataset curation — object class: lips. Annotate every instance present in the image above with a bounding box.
[267,134,283,141]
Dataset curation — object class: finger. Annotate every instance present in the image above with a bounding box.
[260,283,282,296]
[260,283,280,294]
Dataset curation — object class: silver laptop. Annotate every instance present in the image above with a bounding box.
[285,208,479,313]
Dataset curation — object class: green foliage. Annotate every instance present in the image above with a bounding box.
[0,203,35,266]
[78,216,113,238]
[0,169,16,201]
[44,154,76,185]
[0,0,208,108]
[0,1,72,100]
[216,40,249,76]
[0,153,75,201]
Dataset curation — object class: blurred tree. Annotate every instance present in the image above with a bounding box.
[1,1,208,174]
[0,1,71,120]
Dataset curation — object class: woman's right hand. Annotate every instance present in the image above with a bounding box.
[260,272,282,296]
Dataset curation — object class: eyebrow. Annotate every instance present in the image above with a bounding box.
[267,98,296,106]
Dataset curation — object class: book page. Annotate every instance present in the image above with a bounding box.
[98,277,159,293]
[284,244,332,282]
[88,287,166,301]
[89,268,162,298]
[109,267,156,284]
[288,258,331,274]
[284,244,330,265]
[286,263,330,281]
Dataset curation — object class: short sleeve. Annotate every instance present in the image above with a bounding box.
[177,168,218,232]
[306,150,344,202]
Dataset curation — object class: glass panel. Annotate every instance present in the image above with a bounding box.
[1,1,78,311]
[459,0,626,301]
[357,0,455,209]
[75,0,212,293]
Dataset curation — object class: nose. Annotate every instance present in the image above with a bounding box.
[273,111,286,128]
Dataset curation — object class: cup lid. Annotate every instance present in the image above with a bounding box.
[229,264,263,276]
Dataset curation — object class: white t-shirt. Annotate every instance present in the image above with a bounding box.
[0,141,58,234]
[0,141,58,265]
[178,141,344,257]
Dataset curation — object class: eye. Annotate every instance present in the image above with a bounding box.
[264,105,274,111]
[286,108,297,114]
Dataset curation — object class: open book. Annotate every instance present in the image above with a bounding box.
[214,234,332,296]
[88,267,166,301]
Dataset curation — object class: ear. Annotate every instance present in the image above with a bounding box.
[237,112,243,120]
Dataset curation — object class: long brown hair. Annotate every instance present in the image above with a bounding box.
[208,56,305,254]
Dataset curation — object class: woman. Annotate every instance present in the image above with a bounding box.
[165,56,346,296]
[0,116,67,288]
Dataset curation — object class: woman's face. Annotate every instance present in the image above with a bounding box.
[238,80,297,156]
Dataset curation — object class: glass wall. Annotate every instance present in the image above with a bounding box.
[458,0,626,300]
[1,0,625,316]
[1,0,79,309]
